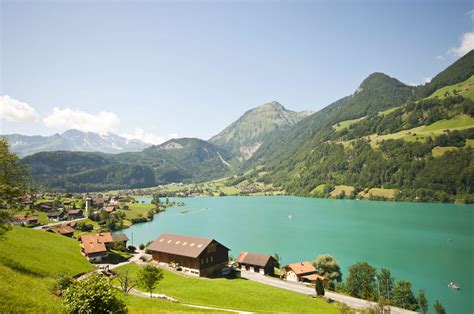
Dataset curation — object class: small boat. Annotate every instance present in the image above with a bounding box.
[288,214,292,219]
[448,282,460,290]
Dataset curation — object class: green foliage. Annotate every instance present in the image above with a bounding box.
[434,300,446,314]
[391,280,418,311]
[315,278,325,296]
[138,264,163,297]
[63,274,127,313]
[23,138,233,192]
[377,268,394,302]
[0,138,31,236]
[417,289,428,314]
[345,261,376,300]
[53,274,74,296]
[312,254,342,283]
[416,50,474,98]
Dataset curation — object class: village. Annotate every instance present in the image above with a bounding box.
[4,191,429,313]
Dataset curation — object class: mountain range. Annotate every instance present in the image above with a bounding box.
[4,129,151,157]
[10,50,474,201]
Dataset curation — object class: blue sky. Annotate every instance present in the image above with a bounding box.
[1,0,473,143]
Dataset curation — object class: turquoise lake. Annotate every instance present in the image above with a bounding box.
[115,196,474,313]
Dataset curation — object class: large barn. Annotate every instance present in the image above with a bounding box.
[147,233,230,277]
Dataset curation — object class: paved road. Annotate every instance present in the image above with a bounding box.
[241,271,415,314]
[34,217,88,229]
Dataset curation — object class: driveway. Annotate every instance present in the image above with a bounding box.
[240,271,415,314]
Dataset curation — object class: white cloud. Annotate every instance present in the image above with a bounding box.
[424,77,432,84]
[0,95,39,123]
[43,107,120,134]
[450,32,474,57]
[122,128,177,145]
[466,9,474,20]
[435,55,445,61]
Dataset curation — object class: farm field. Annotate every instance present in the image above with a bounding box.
[428,75,474,101]
[113,263,339,313]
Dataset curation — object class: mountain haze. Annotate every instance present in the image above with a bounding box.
[4,129,151,157]
[210,101,312,161]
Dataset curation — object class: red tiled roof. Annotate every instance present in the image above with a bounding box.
[50,225,75,235]
[285,261,316,276]
[80,232,112,255]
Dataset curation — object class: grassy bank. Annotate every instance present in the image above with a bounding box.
[114,263,339,313]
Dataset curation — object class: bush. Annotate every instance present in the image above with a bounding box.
[139,244,145,250]
[63,274,127,313]
[128,245,136,252]
[53,274,74,296]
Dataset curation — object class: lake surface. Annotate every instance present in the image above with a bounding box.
[116,196,474,313]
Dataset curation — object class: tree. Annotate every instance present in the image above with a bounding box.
[0,139,30,237]
[63,274,127,313]
[417,289,428,314]
[378,267,394,301]
[315,278,325,296]
[312,254,342,287]
[345,261,376,300]
[391,280,418,311]
[116,269,137,293]
[434,300,446,314]
[273,253,281,268]
[138,264,163,297]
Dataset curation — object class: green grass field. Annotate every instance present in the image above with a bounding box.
[428,75,474,101]
[0,227,218,313]
[310,184,327,195]
[0,227,94,312]
[431,146,459,157]
[332,117,366,131]
[329,185,355,197]
[114,263,339,313]
[359,188,399,199]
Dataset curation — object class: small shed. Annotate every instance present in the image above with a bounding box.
[283,261,327,283]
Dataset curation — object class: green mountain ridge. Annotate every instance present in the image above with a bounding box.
[22,138,233,192]
[209,101,312,161]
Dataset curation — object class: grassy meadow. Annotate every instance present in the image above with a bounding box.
[114,263,339,313]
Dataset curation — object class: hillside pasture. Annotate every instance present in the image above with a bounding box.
[329,185,355,197]
[113,263,338,313]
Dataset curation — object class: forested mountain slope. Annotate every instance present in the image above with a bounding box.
[241,52,474,203]
[22,138,233,192]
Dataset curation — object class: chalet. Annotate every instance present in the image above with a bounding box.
[67,209,84,219]
[92,196,105,209]
[48,225,74,237]
[80,232,113,262]
[47,211,65,221]
[112,234,129,247]
[147,233,230,277]
[283,261,327,283]
[36,203,53,212]
[12,214,39,226]
[236,252,277,276]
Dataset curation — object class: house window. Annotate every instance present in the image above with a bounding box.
[210,256,213,263]
[201,258,204,265]
[205,257,208,264]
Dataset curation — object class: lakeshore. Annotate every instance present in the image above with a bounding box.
[115,196,474,314]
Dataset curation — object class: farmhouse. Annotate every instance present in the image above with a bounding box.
[147,233,230,277]
[80,232,113,262]
[48,225,74,237]
[284,261,327,283]
[67,209,83,219]
[12,214,39,226]
[236,252,277,275]
[47,211,65,221]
